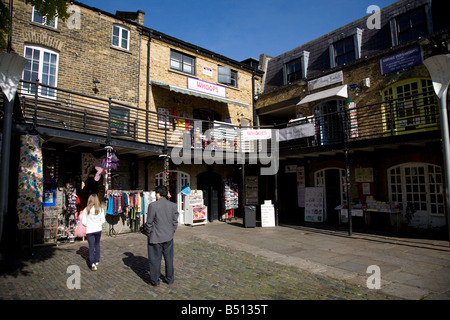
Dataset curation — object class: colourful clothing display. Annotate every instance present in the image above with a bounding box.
[16,135,43,229]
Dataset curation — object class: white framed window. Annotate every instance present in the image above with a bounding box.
[112,25,129,50]
[388,163,445,227]
[329,28,362,68]
[32,6,57,28]
[22,45,59,98]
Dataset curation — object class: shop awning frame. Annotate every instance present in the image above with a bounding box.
[150,80,249,108]
[297,84,348,106]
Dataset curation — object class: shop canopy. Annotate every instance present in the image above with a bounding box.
[297,84,348,106]
[150,80,249,108]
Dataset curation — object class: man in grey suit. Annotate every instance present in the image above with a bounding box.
[145,185,179,286]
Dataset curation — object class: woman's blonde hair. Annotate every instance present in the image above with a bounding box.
[86,194,101,215]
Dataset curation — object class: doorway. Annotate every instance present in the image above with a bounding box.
[197,171,222,222]
[315,168,345,224]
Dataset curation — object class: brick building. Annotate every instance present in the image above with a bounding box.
[256,0,449,230]
[0,0,262,245]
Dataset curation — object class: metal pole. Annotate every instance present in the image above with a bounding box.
[423,55,450,245]
[0,98,14,244]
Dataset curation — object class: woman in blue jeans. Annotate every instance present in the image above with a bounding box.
[81,194,106,271]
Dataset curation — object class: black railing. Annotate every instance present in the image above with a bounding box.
[12,80,441,156]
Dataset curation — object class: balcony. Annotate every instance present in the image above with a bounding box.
[4,81,442,159]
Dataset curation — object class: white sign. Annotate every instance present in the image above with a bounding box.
[278,123,315,141]
[187,77,226,98]
[242,129,272,141]
[304,187,324,222]
[308,71,343,91]
[203,66,213,76]
[261,201,275,227]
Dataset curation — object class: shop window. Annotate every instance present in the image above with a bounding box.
[112,25,129,50]
[312,99,346,145]
[329,28,362,68]
[382,78,438,135]
[32,6,57,28]
[218,66,237,87]
[388,163,444,226]
[170,50,195,75]
[22,45,59,98]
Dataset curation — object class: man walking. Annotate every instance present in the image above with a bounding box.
[145,185,179,286]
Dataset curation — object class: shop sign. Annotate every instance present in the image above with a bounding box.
[187,77,226,98]
[380,47,423,75]
[242,129,272,140]
[308,71,343,91]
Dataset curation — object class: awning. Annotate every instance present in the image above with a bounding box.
[150,80,249,108]
[297,84,348,106]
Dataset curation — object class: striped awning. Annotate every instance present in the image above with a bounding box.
[150,80,249,108]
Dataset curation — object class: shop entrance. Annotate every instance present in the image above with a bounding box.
[315,168,345,224]
[197,171,222,222]
[155,170,190,204]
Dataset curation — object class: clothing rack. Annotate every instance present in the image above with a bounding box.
[105,190,146,236]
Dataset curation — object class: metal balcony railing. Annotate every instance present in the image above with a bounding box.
[9,80,441,156]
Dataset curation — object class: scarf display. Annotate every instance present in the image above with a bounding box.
[16,134,43,229]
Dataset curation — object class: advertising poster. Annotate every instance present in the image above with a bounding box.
[304,187,324,222]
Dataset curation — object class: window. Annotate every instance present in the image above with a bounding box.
[334,37,355,67]
[382,78,438,134]
[218,66,237,87]
[329,28,362,68]
[170,50,195,75]
[112,25,129,50]
[283,51,309,84]
[312,99,346,145]
[389,2,432,47]
[388,163,445,227]
[285,58,302,83]
[22,46,59,98]
[396,7,428,44]
[32,6,57,28]
[110,106,130,135]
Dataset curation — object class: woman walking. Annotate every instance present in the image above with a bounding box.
[81,194,106,271]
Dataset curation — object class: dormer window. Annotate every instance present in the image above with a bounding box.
[389,1,432,47]
[284,51,309,85]
[329,28,363,68]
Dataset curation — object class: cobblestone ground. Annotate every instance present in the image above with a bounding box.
[0,232,391,300]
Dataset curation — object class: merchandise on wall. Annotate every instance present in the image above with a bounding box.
[223,180,238,220]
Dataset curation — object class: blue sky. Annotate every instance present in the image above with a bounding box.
[80,0,398,62]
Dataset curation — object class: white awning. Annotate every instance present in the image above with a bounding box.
[297,84,348,106]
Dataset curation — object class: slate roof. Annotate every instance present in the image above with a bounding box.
[263,0,449,93]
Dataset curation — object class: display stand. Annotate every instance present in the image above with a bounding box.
[224,180,238,221]
[184,190,207,226]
